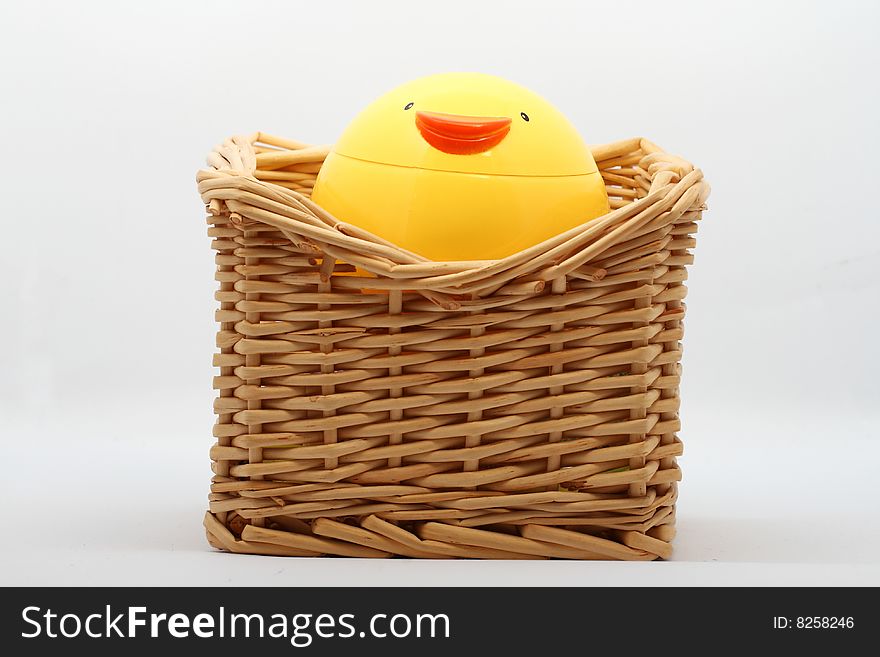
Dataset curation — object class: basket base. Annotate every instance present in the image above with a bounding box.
[203,510,673,561]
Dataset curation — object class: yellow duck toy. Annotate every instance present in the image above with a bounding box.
[311,72,609,261]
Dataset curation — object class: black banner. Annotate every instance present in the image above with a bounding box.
[1,587,872,654]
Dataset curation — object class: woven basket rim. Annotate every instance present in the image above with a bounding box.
[197,133,709,304]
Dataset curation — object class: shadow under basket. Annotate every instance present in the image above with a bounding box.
[197,133,710,560]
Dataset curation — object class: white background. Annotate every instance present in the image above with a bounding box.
[2,0,878,586]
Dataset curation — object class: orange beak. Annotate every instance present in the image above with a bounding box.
[415,111,511,155]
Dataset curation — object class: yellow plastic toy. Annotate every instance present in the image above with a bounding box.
[311,72,609,261]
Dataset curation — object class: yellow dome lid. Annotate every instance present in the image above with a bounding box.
[332,72,599,177]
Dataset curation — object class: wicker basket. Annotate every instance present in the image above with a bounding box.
[197,132,709,560]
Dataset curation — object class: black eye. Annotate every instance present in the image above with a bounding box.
[404,102,414,110]
[520,112,529,122]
